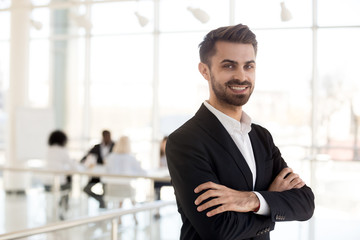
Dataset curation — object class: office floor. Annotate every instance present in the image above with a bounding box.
[0,179,182,240]
[1,166,360,240]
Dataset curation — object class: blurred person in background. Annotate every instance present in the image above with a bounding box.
[103,135,144,223]
[159,136,168,168]
[44,130,76,211]
[105,135,144,175]
[154,136,172,219]
[81,130,114,208]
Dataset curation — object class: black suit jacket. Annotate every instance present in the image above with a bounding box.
[81,142,114,164]
[81,142,114,183]
[166,104,314,240]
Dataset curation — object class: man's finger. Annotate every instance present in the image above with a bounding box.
[194,181,218,193]
[197,197,222,212]
[195,189,218,205]
[284,173,299,184]
[279,167,293,179]
[206,204,227,217]
[293,179,305,189]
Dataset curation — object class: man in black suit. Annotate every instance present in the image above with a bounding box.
[81,130,114,208]
[166,24,315,239]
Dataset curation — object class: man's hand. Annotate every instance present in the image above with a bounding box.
[193,168,305,217]
[268,168,305,192]
[194,181,259,217]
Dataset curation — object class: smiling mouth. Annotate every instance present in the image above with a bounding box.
[229,86,248,90]
[226,80,252,92]
[228,85,251,93]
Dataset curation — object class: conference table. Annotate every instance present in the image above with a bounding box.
[0,161,171,220]
[0,162,171,190]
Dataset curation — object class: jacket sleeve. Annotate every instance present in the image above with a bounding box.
[80,145,98,163]
[256,127,315,222]
[166,130,275,240]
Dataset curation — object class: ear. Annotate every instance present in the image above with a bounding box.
[198,62,210,80]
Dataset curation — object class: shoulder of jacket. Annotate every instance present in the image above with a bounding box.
[251,123,273,141]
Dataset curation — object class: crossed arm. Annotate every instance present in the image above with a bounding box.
[194,168,305,217]
[166,125,315,239]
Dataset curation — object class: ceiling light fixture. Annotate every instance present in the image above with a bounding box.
[280,2,292,22]
[70,13,92,31]
[134,11,149,27]
[30,19,43,30]
[187,7,210,24]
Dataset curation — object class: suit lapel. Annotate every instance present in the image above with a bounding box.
[249,128,266,190]
[194,104,253,190]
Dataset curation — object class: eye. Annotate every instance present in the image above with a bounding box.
[223,64,234,69]
[244,64,255,70]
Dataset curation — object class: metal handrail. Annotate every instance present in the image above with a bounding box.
[0,200,176,240]
[0,165,171,182]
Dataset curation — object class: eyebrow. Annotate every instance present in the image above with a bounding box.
[220,59,256,65]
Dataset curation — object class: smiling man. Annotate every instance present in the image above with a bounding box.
[166,24,315,240]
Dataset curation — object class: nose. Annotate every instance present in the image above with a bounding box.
[233,68,247,81]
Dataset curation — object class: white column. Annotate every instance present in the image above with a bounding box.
[151,0,161,169]
[6,0,30,164]
[309,0,318,239]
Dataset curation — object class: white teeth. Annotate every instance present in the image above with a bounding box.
[230,86,246,90]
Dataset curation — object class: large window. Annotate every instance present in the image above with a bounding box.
[317,28,360,161]
[234,0,312,28]
[1,0,360,238]
[248,29,313,145]
[318,0,360,26]
[0,11,9,153]
[158,32,207,135]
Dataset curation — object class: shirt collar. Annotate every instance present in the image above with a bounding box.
[203,101,252,135]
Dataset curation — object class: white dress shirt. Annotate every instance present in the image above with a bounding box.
[100,143,111,159]
[204,101,270,215]
[103,153,145,185]
[43,145,75,185]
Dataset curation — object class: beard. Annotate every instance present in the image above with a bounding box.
[210,74,253,107]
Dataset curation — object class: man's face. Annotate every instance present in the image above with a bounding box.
[200,41,256,108]
[103,133,111,145]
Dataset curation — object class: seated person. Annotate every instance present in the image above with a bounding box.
[103,136,144,223]
[106,136,144,175]
[43,130,76,210]
[153,136,172,218]
[81,130,114,208]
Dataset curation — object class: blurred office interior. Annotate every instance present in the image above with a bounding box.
[0,0,360,239]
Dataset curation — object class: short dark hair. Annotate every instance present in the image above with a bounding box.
[199,24,258,67]
[102,130,111,137]
[48,130,68,146]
